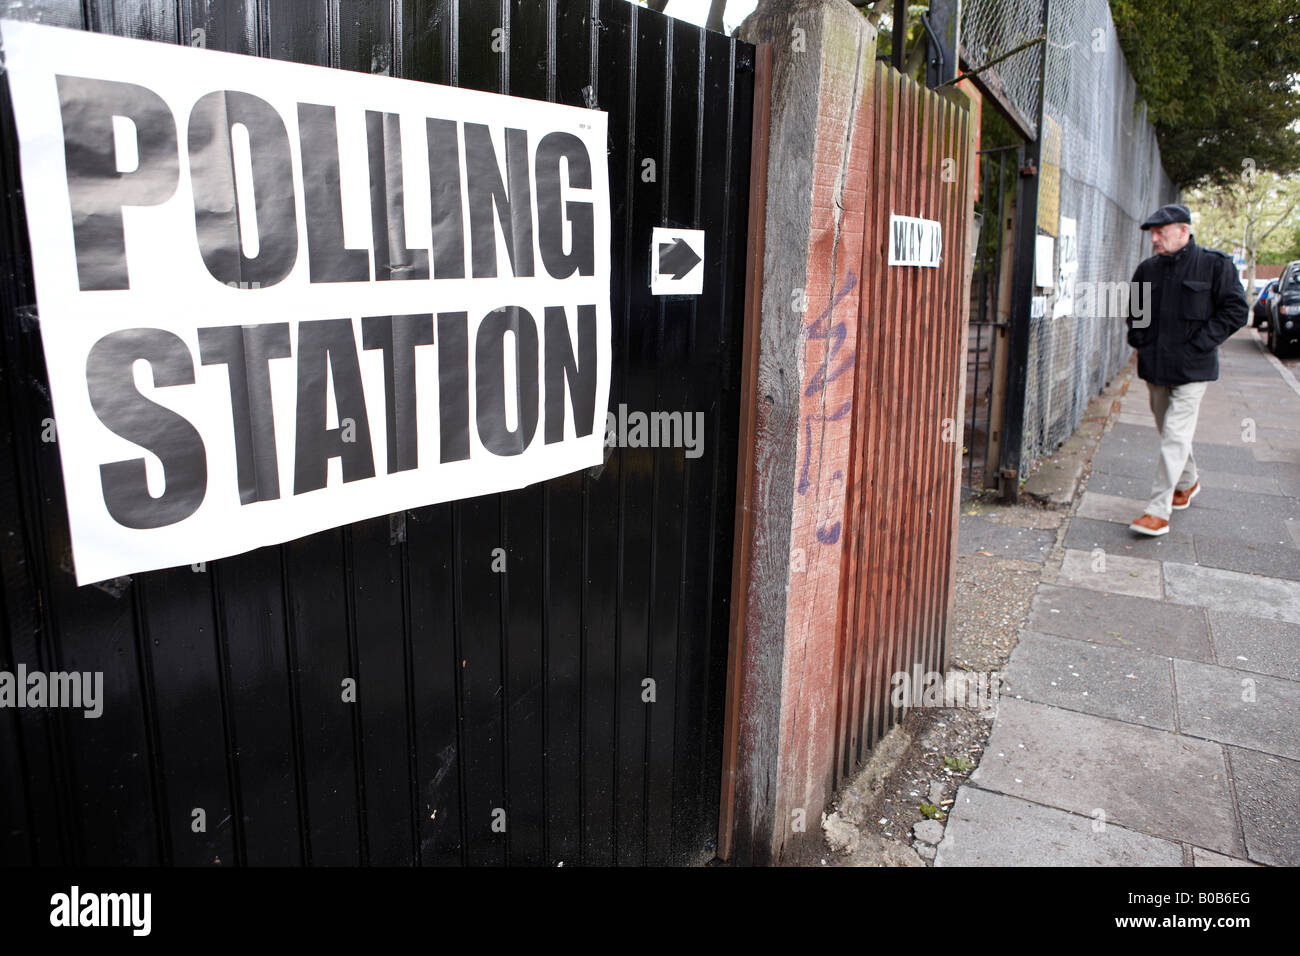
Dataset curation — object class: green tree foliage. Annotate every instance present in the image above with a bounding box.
[1186,171,1300,294]
[1277,227,1300,265]
[1109,0,1300,187]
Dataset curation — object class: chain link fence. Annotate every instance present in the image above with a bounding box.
[961,0,1045,138]
[1021,0,1177,467]
[961,0,1176,479]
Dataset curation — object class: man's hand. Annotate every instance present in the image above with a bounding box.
[1196,256,1249,351]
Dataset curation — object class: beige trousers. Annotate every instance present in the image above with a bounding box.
[1146,381,1208,520]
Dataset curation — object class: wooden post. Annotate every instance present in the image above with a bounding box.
[723,0,878,865]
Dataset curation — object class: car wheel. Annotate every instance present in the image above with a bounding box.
[1276,326,1297,359]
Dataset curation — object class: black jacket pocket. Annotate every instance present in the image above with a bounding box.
[1182,279,1212,321]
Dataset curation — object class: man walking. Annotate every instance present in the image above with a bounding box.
[1125,204,1248,536]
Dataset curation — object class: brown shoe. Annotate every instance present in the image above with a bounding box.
[1130,514,1170,536]
[1172,481,1200,510]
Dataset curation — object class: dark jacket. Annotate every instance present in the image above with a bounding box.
[1125,238,1248,385]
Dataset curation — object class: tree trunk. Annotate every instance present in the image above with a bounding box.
[706,0,728,33]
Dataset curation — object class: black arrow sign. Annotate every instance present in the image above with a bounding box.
[658,237,702,280]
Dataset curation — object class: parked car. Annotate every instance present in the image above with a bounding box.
[1267,260,1300,356]
[1253,279,1277,329]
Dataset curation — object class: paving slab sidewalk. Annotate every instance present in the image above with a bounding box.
[937,330,1300,867]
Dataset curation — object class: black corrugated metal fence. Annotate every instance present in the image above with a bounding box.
[0,0,754,866]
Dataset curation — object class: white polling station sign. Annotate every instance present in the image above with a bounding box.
[0,19,611,585]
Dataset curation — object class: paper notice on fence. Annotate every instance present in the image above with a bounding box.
[1034,235,1055,290]
[1053,217,1078,319]
[0,19,611,584]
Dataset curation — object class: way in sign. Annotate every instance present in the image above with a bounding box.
[888,214,942,268]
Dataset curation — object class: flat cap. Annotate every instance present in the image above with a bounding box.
[1140,203,1191,230]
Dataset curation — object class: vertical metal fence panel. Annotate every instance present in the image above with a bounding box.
[612,6,663,864]
[835,63,971,782]
[0,0,753,866]
[964,144,1016,489]
[683,26,749,860]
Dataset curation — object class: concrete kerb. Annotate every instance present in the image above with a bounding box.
[1021,361,1136,510]
[1028,363,1137,588]
[1251,329,1300,400]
